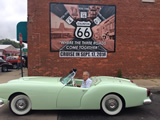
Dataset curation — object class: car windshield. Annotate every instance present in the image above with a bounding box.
[60,69,77,85]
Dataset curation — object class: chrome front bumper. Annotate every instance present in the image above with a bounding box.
[144,93,153,105]
[0,100,4,107]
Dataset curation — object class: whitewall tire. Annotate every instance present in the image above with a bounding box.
[9,95,32,115]
[101,94,123,115]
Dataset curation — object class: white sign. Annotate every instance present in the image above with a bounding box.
[81,12,87,18]
[60,51,107,58]
[66,16,74,24]
[94,17,102,25]
[75,21,92,39]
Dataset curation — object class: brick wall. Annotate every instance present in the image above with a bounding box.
[28,0,160,78]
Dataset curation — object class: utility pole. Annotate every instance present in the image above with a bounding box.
[19,33,23,77]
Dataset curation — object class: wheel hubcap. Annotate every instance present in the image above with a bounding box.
[105,99,119,111]
[16,99,27,110]
[3,67,7,71]
[13,65,17,69]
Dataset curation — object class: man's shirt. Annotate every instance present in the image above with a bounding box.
[81,78,92,88]
[17,57,21,63]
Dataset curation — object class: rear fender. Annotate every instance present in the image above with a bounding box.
[80,84,147,109]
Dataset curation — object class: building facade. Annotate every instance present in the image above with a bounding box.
[28,0,160,78]
[0,45,19,56]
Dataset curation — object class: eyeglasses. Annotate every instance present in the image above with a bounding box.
[82,75,88,77]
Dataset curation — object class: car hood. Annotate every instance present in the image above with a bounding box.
[8,76,61,84]
[0,62,9,65]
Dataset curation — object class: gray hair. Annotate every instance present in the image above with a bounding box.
[83,71,90,76]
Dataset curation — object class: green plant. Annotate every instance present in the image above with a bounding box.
[117,68,122,78]
[0,38,24,48]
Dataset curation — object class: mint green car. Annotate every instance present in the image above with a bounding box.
[0,69,152,116]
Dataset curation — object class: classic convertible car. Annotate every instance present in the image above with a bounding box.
[0,69,152,116]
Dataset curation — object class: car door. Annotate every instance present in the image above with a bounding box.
[57,86,88,108]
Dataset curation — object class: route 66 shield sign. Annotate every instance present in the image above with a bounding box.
[75,21,92,39]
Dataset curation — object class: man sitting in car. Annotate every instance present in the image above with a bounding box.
[81,71,92,88]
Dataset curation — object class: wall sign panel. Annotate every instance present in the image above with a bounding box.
[50,3,116,58]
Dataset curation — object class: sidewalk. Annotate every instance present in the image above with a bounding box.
[0,68,28,83]
[0,69,160,90]
[133,78,160,90]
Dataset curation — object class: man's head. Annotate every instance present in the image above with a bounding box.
[82,71,90,81]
